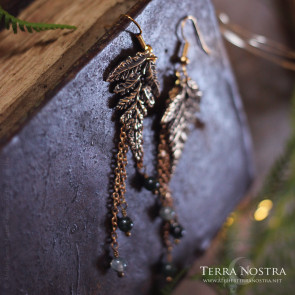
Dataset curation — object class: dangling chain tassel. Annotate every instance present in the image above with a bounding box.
[110,125,133,276]
[149,18,208,278]
[156,132,184,281]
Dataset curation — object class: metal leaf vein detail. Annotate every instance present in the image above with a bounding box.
[107,50,160,166]
[161,79,202,172]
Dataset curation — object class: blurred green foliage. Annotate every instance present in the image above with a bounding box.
[0,5,76,34]
[194,88,295,295]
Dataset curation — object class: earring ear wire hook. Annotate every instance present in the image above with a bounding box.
[180,15,211,63]
[122,14,150,51]
[123,14,142,36]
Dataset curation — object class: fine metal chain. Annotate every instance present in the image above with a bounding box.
[118,128,128,217]
[111,125,129,257]
[163,221,173,263]
[157,132,173,206]
[157,131,175,261]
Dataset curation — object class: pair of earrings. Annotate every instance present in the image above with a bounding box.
[106,14,210,280]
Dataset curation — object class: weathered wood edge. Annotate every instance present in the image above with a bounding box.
[0,0,151,148]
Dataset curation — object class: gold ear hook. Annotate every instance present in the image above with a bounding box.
[123,14,142,35]
[122,14,150,51]
[180,15,211,63]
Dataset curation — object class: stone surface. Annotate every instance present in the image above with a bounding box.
[0,0,253,294]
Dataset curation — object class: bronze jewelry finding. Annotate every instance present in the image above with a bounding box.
[107,15,160,169]
[161,15,210,173]
[106,14,160,276]
[144,15,211,281]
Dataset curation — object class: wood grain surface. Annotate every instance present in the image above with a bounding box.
[0,0,146,144]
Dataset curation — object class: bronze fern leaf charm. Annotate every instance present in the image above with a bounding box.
[147,15,210,281]
[161,78,202,173]
[106,15,163,276]
[107,49,160,167]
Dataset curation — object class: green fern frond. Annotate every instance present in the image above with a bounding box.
[0,5,76,34]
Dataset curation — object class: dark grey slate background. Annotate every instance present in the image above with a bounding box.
[0,0,253,294]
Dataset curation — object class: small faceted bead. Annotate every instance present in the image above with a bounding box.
[170,223,185,239]
[161,262,177,279]
[143,177,160,191]
[110,257,127,273]
[118,216,134,233]
[159,207,176,221]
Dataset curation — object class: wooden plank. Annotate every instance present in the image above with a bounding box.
[0,0,33,17]
[0,0,147,145]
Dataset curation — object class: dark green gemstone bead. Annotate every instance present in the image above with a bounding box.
[161,262,177,278]
[118,216,134,232]
[143,177,160,191]
[170,223,185,239]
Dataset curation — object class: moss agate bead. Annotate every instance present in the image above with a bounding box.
[118,216,134,233]
[110,257,127,274]
[143,177,160,191]
[170,223,185,239]
[161,262,177,279]
[159,206,176,221]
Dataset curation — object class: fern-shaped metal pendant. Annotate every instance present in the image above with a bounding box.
[107,49,160,167]
[161,78,202,172]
